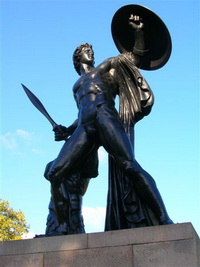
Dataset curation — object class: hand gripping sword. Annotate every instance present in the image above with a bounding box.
[21,83,71,229]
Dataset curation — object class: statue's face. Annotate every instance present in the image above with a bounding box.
[80,46,94,66]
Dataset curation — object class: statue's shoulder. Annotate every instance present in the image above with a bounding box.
[111,52,138,70]
[117,52,133,59]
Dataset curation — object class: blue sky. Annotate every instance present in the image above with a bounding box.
[1,0,199,237]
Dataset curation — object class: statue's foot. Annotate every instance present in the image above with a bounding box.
[160,217,174,225]
[68,213,86,234]
[34,233,63,238]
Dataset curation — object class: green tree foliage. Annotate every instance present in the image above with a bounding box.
[0,198,29,241]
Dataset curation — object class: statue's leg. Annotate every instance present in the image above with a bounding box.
[68,193,85,234]
[45,197,61,235]
[44,125,95,235]
[45,163,90,235]
[46,125,95,183]
[124,161,173,225]
[66,175,90,234]
[97,104,173,225]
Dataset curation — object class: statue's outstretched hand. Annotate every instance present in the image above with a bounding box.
[53,125,69,141]
[129,14,144,30]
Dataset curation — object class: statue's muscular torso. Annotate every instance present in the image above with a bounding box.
[73,58,119,124]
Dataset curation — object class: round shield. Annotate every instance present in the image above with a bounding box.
[111,5,172,70]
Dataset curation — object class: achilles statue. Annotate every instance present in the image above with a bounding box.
[42,4,173,235]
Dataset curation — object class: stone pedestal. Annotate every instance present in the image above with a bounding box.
[0,223,199,267]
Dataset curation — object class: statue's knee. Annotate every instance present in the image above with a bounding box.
[44,164,60,183]
[44,161,54,180]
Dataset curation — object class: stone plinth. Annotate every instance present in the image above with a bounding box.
[0,223,199,267]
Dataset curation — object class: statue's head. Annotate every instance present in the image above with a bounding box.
[73,43,94,75]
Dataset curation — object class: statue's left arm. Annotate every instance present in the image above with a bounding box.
[112,16,154,124]
[129,15,148,67]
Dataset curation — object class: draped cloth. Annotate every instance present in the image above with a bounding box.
[105,53,159,230]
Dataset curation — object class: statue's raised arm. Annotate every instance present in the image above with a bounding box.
[128,14,147,67]
[111,4,172,70]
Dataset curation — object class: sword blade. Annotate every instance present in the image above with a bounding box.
[21,83,57,129]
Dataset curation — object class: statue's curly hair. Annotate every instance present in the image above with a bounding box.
[73,43,94,75]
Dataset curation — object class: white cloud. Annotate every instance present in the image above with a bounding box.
[0,132,18,150]
[0,129,35,155]
[16,129,33,140]
[83,206,106,233]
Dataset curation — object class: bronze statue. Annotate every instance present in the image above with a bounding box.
[23,5,173,235]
